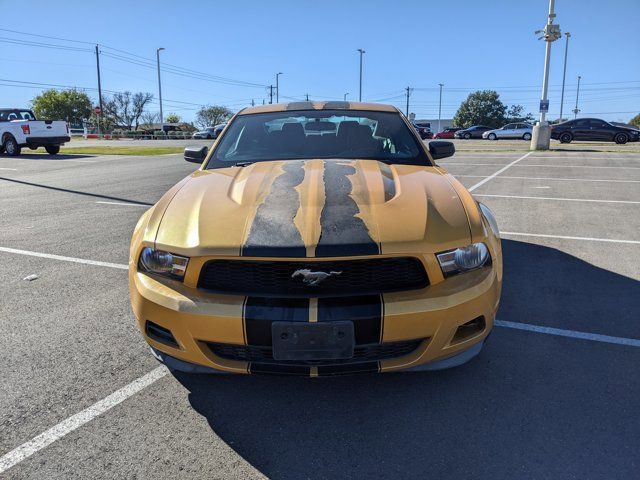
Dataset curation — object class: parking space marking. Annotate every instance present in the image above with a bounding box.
[0,246,128,270]
[442,163,640,170]
[501,231,640,245]
[96,201,150,208]
[467,152,534,192]
[454,175,640,184]
[0,167,18,171]
[475,194,640,204]
[0,366,168,475]
[496,320,640,348]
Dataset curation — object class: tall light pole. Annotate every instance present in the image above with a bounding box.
[156,47,165,135]
[573,75,582,118]
[530,0,561,150]
[344,93,349,101]
[437,83,444,133]
[559,32,571,122]
[276,72,283,103]
[405,86,411,117]
[357,48,365,102]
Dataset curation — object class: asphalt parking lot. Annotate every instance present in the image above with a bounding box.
[1,142,639,479]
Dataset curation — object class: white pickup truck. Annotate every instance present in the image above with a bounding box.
[0,108,70,156]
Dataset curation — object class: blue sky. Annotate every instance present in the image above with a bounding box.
[1,0,638,123]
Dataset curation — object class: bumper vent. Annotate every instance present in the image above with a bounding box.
[145,321,179,348]
[198,257,429,297]
[207,338,424,366]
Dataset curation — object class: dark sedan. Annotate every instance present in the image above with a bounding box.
[455,125,493,139]
[551,118,640,144]
[412,122,432,139]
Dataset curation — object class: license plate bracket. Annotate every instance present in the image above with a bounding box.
[271,321,354,361]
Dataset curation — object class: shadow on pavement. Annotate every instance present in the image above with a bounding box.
[173,240,640,479]
[0,176,153,206]
[0,153,96,160]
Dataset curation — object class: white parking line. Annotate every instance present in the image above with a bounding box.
[467,152,534,192]
[0,246,128,270]
[0,366,168,474]
[501,231,640,245]
[442,163,640,170]
[495,320,640,347]
[0,167,18,171]
[475,194,640,204]
[96,201,149,208]
[454,175,640,184]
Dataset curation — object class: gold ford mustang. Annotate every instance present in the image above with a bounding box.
[129,102,502,376]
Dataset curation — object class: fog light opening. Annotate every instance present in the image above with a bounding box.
[145,320,179,348]
[451,316,486,345]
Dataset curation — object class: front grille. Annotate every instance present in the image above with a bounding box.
[207,338,424,366]
[197,257,429,297]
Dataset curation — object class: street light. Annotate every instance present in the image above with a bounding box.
[573,75,582,119]
[156,47,165,135]
[344,92,349,101]
[530,0,562,150]
[559,32,571,122]
[357,49,365,101]
[276,72,283,103]
[437,83,444,133]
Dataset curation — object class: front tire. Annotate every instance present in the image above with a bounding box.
[559,132,572,144]
[3,136,21,156]
[523,132,532,141]
[464,133,471,139]
[488,133,497,140]
[45,145,60,155]
[614,133,628,145]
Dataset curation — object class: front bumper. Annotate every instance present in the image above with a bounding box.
[130,254,501,376]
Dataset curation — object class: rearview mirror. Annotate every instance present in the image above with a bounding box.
[184,146,208,164]
[428,141,455,160]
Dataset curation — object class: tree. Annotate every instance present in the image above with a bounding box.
[453,90,507,128]
[506,104,534,123]
[195,105,232,129]
[630,114,640,127]
[31,89,92,125]
[140,111,160,126]
[165,113,181,123]
[103,91,154,130]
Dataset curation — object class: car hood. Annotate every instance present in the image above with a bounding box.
[154,159,472,258]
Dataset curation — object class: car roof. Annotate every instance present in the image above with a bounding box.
[237,101,399,115]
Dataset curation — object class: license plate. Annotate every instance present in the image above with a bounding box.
[271,321,354,361]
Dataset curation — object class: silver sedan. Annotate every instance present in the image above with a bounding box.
[483,123,533,140]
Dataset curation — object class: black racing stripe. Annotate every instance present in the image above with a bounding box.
[315,162,379,257]
[318,295,382,345]
[379,162,396,202]
[286,101,315,111]
[244,297,309,346]
[242,161,306,258]
[317,362,379,376]
[250,363,310,375]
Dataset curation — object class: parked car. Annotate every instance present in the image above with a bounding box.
[434,127,462,139]
[551,118,640,144]
[130,102,502,375]
[455,125,493,139]
[0,108,69,156]
[192,127,217,139]
[412,122,432,139]
[483,123,533,140]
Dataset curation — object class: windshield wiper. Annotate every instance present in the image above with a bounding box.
[234,161,254,167]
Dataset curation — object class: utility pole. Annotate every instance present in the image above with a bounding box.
[156,47,165,135]
[573,75,581,118]
[437,83,444,133]
[559,32,571,122]
[276,72,283,103]
[305,93,309,101]
[530,0,561,150]
[251,99,255,106]
[357,48,365,101]
[269,85,274,104]
[405,86,411,117]
[344,93,349,101]
[95,45,104,136]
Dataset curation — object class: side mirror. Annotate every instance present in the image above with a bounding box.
[184,146,208,164]
[428,140,455,160]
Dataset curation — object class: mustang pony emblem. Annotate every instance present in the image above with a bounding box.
[291,269,342,286]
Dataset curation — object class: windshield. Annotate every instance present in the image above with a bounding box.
[206,109,430,168]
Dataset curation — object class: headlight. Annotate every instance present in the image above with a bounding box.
[437,243,490,277]
[138,247,189,279]
[478,202,500,238]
